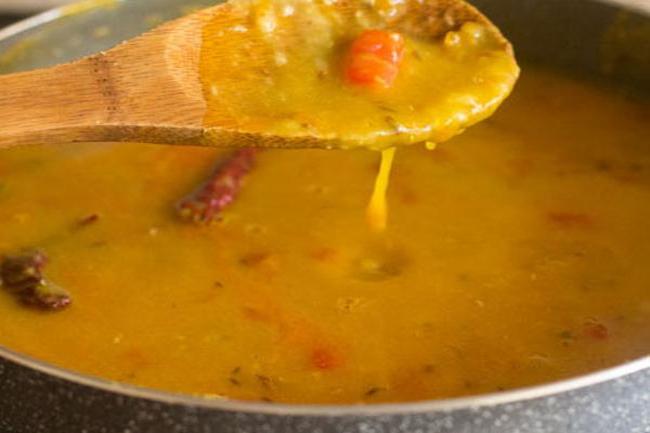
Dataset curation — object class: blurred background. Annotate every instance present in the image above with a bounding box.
[0,0,74,14]
[0,0,75,28]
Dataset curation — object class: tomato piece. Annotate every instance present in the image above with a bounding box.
[583,321,609,340]
[345,29,405,88]
[310,345,343,370]
[547,212,594,228]
[345,53,400,88]
[350,29,405,64]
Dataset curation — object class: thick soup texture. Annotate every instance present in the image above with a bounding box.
[0,69,649,403]
[200,0,519,149]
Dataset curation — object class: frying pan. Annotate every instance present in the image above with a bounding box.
[0,0,648,431]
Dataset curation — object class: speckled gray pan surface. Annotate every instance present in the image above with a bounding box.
[0,0,649,432]
[2,353,650,432]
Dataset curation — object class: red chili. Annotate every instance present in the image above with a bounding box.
[177,148,257,224]
[0,251,71,311]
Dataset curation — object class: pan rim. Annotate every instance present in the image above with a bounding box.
[0,0,648,418]
[1,343,649,416]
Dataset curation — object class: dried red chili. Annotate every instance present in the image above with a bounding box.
[0,251,71,311]
[177,148,257,224]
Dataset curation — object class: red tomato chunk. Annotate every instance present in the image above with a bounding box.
[345,30,405,88]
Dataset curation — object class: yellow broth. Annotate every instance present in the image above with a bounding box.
[0,69,649,403]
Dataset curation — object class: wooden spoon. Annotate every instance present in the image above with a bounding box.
[0,0,515,149]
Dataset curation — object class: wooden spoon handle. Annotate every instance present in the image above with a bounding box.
[0,58,114,147]
[0,51,206,148]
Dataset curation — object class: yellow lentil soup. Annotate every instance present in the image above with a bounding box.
[0,68,649,403]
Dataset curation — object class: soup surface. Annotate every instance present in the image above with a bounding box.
[0,69,649,403]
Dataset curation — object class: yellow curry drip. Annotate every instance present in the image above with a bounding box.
[367,147,396,232]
